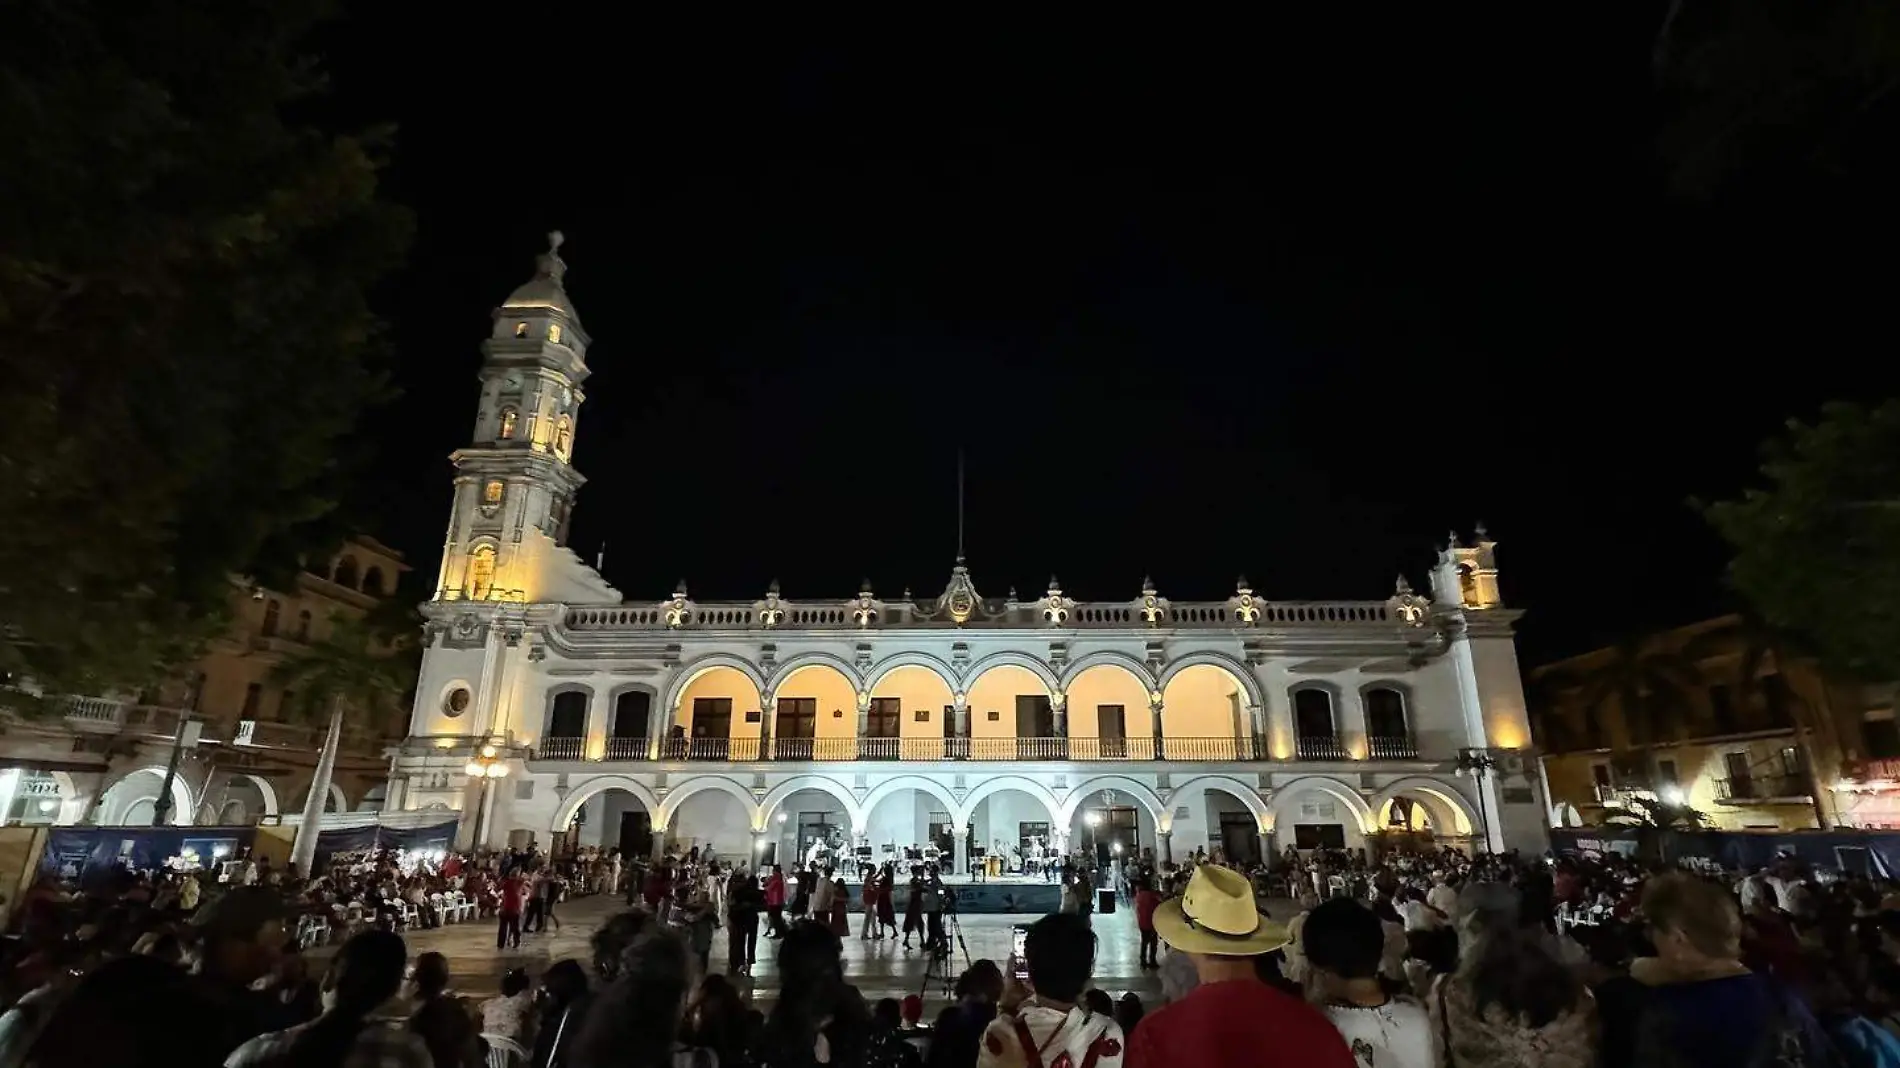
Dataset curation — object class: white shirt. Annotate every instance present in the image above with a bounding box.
[1322,997,1437,1068]
[1739,874,1767,912]
[1395,899,1439,932]
[1426,884,1458,916]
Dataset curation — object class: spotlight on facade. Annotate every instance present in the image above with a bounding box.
[1660,785,1685,805]
[1085,810,1102,827]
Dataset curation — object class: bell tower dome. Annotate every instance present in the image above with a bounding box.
[432,232,619,606]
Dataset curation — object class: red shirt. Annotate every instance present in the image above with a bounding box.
[499,876,525,915]
[1135,890,1161,932]
[1127,979,1354,1068]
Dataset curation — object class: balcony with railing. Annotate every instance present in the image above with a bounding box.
[1366,734,1419,760]
[533,733,1372,764]
[1713,774,1812,802]
[1295,732,1351,761]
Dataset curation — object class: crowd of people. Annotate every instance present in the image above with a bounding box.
[11,834,1900,1066]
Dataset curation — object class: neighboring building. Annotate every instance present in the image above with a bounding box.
[387,235,1550,865]
[0,538,409,828]
[1531,615,1900,831]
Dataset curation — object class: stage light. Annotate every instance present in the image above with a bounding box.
[1085,811,1102,827]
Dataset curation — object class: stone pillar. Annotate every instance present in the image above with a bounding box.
[1246,704,1267,760]
[1150,699,1166,761]
[586,684,612,760]
[1050,692,1068,739]
[1337,684,1369,759]
[1157,829,1173,865]
[758,696,774,760]
[953,826,970,877]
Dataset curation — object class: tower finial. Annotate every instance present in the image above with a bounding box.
[535,231,568,285]
[955,448,966,565]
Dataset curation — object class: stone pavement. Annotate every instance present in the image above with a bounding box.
[314,893,1173,1008]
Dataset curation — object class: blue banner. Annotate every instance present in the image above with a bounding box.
[1550,828,1900,878]
[41,827,253,889]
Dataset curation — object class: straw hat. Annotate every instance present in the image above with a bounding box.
[1152,864,1289,956]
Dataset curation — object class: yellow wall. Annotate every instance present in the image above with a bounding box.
[1066,665,1153,739]
[675,667,761,739]
[1162,665,1248,739]
[872,666,955,739]
[967,665,1046,739]
[1544,736,1819,832]
[773,665,859,739]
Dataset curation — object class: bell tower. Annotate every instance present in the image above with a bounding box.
[433,232,618,606]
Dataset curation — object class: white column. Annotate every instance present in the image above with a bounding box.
[586,682,612,758]
[1337,682,1369,760]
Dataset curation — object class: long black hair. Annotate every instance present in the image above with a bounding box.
[273,930,410,1068]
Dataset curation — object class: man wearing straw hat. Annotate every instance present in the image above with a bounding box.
[1126,865,1354,1067]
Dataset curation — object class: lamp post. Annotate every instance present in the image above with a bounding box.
[465,741,510,848]
[1457,748,1498,852]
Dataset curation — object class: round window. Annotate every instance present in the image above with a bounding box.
[443,687,472,717]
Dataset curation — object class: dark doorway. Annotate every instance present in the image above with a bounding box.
[612,691,651,738]
[1293,823,1347,850]
[1293,690,1334,738]
[1097,705,1127,758]
[1016,695,1055,736]
[1080,805,1139,865]
[618,809,653,859]
[1219,813,1261,865]
[776,697,817,739]
[548,691,587,737]
[867,698,901,738]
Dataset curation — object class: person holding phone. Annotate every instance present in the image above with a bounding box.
[978,914,1125,1068]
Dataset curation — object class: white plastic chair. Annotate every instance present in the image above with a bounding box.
[482,1033,528,1068]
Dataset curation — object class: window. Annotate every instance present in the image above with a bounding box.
[1763,675,1794,728]
[776,697,817,739]
[1364,687,1407,738]
[867,697,901,739]
[498,407,518,439]
[1779,746,1803,775]
[548,323,563,344]
[241,683,262,718]
[1657,759,1678,785]
[1097,704,1126,739]
[362,567,385,596]
[1293,689,1334,737]
[260,599,280,638]
[442,687,471,718]
[554,416,573,460]
[278,689,297,718]
[333,556,359,589]
[1591,763,1612,788]
[1708,684,1737,734]
[1016,695,1055,737]
[613,691,651,739]
[691,698,732,739]
[944,704,958,738]
[295,610,312,642]
[513,322,529,338]
[1866,719,1900,759]
[466,546,497,600]
[546,691,587,738]
[483,481,504,507]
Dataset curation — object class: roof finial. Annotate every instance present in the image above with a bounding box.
[536,230,568,285]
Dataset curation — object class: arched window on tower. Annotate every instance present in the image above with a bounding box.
[334,556,360,589]
[497,407,518,440]
[260,599,280,638]
[296,610,312,642]
[513,322,529,338]
[1456,563,1477,605]
[362,567,385,596]
[466,546,497,601]
[548,323,563,344]
[554,416,573,460]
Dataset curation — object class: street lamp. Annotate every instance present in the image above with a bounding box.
[1456,748,1498,852]
[465,742,509,846]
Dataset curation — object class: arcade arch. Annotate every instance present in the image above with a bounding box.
[1270,775,1376,853]
[1160,663,1252,759]
[671,664,764,754]
[867,664,957,746]
[965,664,1052,756]
[769,664,859,756]
[96,767,194,826]
[1064,663,1154,757]
[1368,778,1478,837]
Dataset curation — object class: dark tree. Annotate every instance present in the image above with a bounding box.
[1704,400,1900,681]
[0,0,411,704]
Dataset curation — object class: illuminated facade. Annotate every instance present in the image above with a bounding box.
[391,237,1549,864]
[0,538,407,829]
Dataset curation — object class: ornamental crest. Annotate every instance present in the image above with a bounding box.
[1232,576,1261,625]
[1040,576,1072,625]
[1138,576,1166,625]
[759,580,784,628]
[664,581,690,628]
[854,582,878,627]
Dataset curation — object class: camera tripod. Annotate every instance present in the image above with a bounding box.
[917,907,972,1000]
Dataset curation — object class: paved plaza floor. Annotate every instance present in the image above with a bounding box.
[333,893,1172,1007]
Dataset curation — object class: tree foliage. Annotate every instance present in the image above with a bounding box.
[270,615,414,739]
[1573,640,1703,749]
[0,0,411,702]
[1606,794,1707,831]
[1704,400,1900,681]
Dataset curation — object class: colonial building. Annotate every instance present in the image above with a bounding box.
[1531,614,1900,832]
[0,539,409,829]
[389,235,1550,867]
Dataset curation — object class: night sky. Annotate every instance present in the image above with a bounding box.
[318,9,1900,665]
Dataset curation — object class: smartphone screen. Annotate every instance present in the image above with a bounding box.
[1011,925,1028,978]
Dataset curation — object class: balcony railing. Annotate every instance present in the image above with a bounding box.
[1366,735,1419,760]
[604,736,650,761]
[1714,774,1811,801]
[536,735,1305,763]
[1295,733,1351,761]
